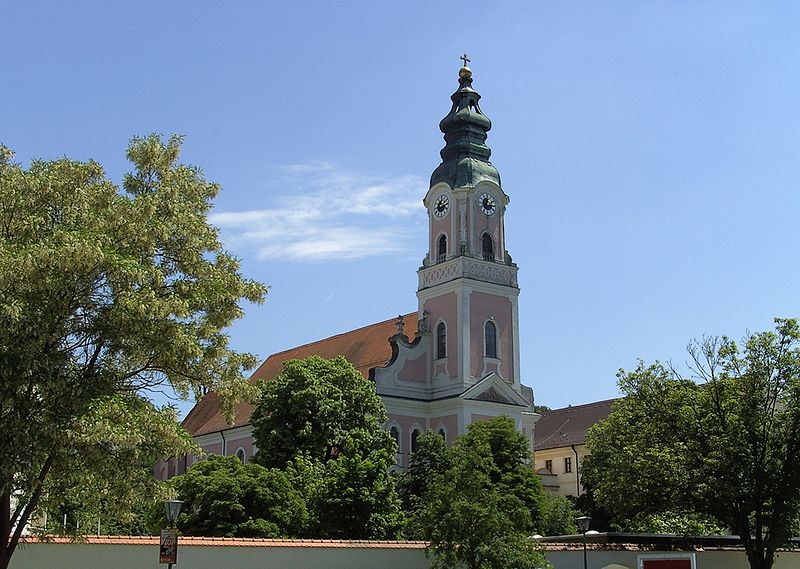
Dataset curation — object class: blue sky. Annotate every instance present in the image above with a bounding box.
[4,2,800,415]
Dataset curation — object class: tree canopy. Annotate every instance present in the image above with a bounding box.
[409,416,550,569]
[0,136,266,569]
[251,355,404,538]
[171,455,306,538]
[582,318,800,569]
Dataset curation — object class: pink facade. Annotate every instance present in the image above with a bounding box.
[422,292,458,379]
[386,412,460,469]
[397,352,427,382]
[469,291,514,381]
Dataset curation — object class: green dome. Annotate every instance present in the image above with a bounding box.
[430,66,501,189]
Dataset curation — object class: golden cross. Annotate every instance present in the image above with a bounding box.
[460,53,470,67]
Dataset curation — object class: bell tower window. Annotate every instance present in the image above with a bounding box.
[436,322,447,359]
[485,320,497,359]
[437,234,447,263]
[482,232,494,262]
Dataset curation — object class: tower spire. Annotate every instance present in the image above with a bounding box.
[430,57,500,189]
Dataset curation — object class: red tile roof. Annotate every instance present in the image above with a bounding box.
[20,535,426,549]
[533,398,618,451]
[183,312,419,437]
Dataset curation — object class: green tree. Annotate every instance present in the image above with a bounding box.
[0,137,266,569]
[397,430,451,538]
[417,416,549,569]
[583,319,800,569]
[170,455,307,537]
[538,492,578,537]
[251,355,404,538]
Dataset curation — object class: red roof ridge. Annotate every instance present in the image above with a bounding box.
[19,535,428,549]
[262,312,417,361]
[541,398,619,415]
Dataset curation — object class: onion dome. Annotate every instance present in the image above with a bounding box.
[430,58,501,189]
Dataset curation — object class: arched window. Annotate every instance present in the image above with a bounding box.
[436,322,447,359]
[437,234,447,263]
[389,426,401,463]
[438,428,447,442]
[485,320,497,359]
[235,447,246,463]
[411,429,421,455]
[482,232,494,262]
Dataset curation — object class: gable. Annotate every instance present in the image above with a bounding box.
[461,373,530,408]
[474,386,515,404]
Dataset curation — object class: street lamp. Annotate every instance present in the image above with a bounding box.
[161,500,183,569]
[576,515,591,569]
[164,500,183,528]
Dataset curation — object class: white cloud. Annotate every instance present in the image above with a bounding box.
[211,162,427,261]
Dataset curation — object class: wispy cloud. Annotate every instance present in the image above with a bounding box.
[211,162,427,261]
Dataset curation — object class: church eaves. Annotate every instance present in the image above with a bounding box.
[430,57,501,190]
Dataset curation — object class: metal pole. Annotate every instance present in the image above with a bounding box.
[582,529,587,569]
[168,517,174,569]
[575,515,591,569]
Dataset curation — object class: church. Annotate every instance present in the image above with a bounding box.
[160,61,539,479]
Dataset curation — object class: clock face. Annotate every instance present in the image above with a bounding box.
[433,194,450,218]
[479,192,497,216]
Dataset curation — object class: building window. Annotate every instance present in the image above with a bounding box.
[438,428,446,442]
[484,320,497,359]
[437,234,447,263]
[235,447,246,463]
[436,322,447,359]
[482,232,494,262]
[564,457,572,473]
[545,459,553,473]
[411,429,421,455]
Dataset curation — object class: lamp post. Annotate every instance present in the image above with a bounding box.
[576,515,591,569]
[161,500,183,569]
[164,500,183,528]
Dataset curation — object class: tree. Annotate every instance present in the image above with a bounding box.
[397,430,451,538]
[538,492,579,537]
[582,319,800,569]
[170,455,307,537]
[251,355,404,538]
[416,416,549,569]
[0,136,266,569]
[35,393,192,537]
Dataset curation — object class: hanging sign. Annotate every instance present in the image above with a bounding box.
[159,529,178,564]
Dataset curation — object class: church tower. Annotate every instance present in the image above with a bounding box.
[373,60,536,468]
[419,60,521,397]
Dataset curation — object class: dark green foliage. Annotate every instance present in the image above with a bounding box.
[538,492,578,536]
[251,355,394,469]
[397,430,450,536]
[251,356,404,539]
[583,319,800,569]
[171,455,306,538]
[407,416,550,569]
[624,511,726,535]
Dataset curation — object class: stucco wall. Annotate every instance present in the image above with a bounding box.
[534,444,588,497]
[10,540,800,569]
[545,547,800,569]
[9,539,429,569]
